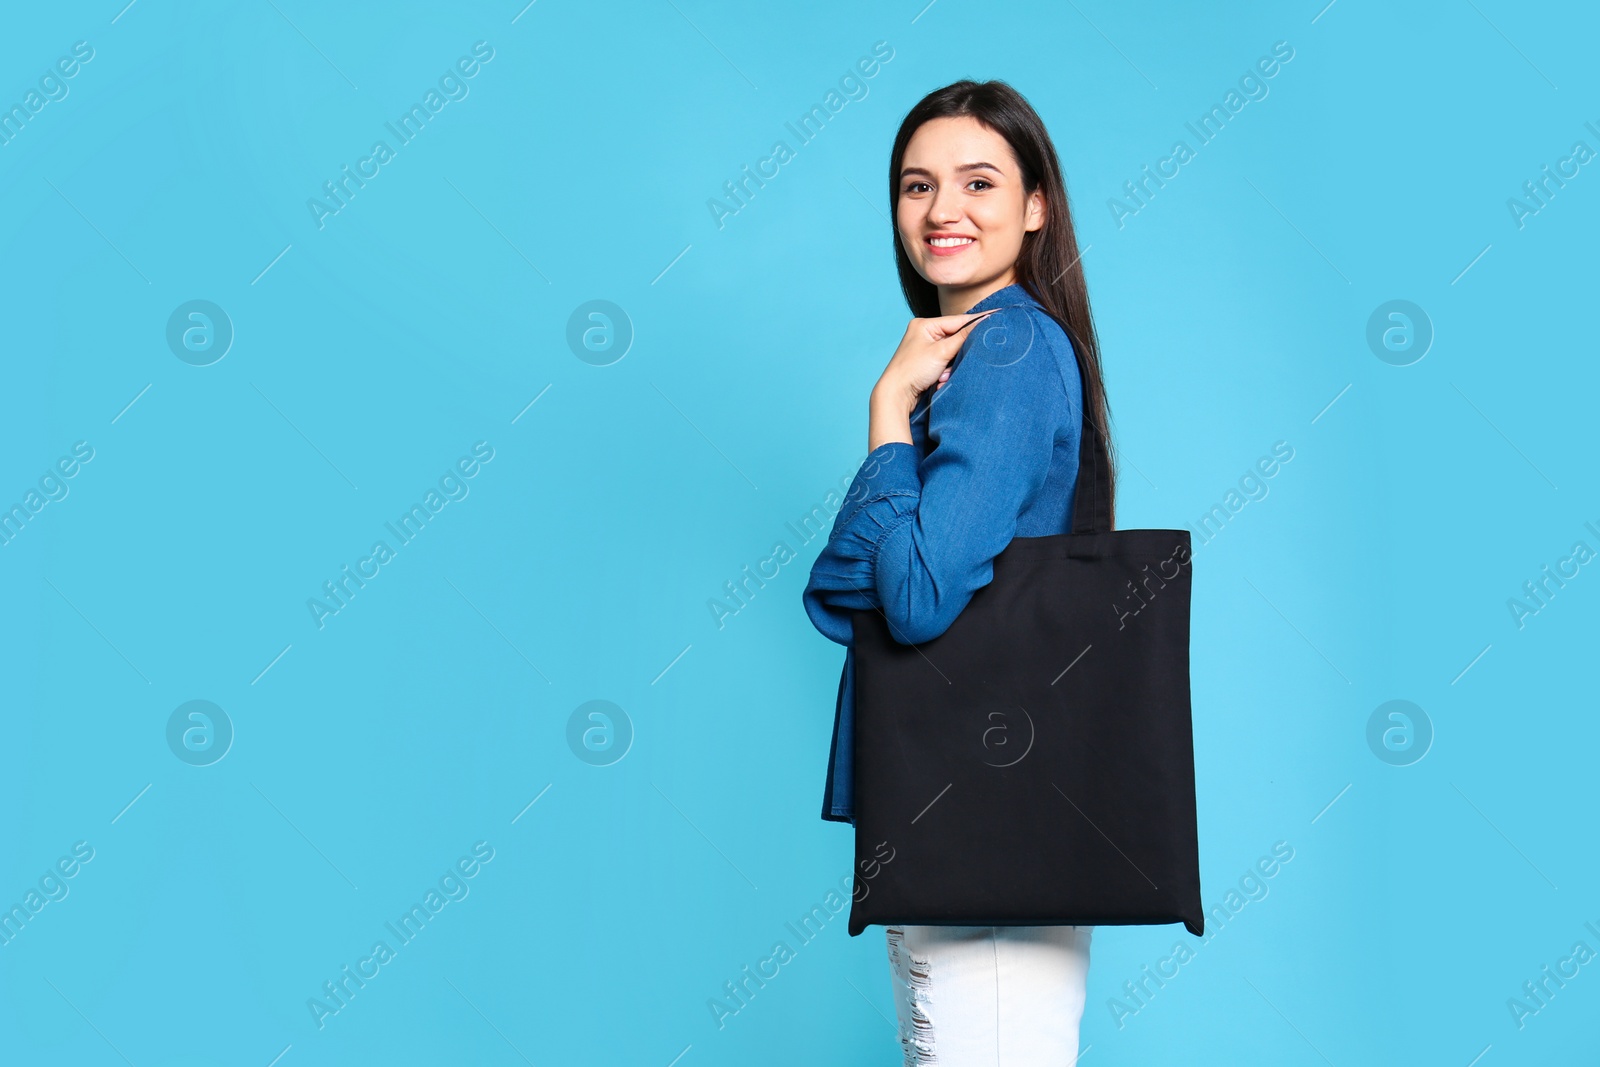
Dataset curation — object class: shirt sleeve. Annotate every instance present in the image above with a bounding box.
[801,306,1077,646]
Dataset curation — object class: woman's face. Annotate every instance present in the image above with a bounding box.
[896,115,1045,308]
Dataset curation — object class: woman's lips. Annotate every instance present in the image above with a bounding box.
[926,236,975,257]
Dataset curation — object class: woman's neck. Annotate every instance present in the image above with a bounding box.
[939,272,1018,316]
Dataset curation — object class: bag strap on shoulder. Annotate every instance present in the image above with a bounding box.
[994,303,1111,535]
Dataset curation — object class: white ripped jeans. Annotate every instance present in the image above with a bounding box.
[886,925,1092,1065]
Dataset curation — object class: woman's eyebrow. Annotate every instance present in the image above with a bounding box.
[900,161,1006,179]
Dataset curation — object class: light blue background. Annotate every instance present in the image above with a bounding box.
[2,1,1596,1063]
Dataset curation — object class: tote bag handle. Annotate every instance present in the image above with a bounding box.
[994,303,1112,536]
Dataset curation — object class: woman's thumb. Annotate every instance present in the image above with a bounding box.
[935,308,998,340]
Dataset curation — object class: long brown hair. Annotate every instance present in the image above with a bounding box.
[889,79,1116,526]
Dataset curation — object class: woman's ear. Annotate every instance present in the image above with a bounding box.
[1025,189,1047,233]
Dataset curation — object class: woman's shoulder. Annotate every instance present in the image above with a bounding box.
[961,299,1048,352]
[1006,304,1084,438]
[915,298,1080,427]
[1018,302,1078,365]
[968,301,1081,398]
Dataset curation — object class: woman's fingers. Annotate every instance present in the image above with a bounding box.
[928,310,998,390]
[932,308,1001,339]
[935,310,1002,356]
[883,308,1003,400]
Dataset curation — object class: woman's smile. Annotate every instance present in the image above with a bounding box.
[926,233,977,256]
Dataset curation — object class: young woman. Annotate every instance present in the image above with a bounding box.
[801,79,1116,1064]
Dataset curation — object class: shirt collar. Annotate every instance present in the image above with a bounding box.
[964,281,1041,315]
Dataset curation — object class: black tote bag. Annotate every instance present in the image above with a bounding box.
[847,311,1203,938]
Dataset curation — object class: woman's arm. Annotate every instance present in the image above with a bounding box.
[802,306,1079,646]
[801,439,920,644]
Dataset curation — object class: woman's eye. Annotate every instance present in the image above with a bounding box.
[904,179,993,193]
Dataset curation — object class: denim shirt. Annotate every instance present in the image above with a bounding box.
[801,281,1085,823]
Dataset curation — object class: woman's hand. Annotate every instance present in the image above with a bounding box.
[872,310,1001,413]
[867,309,999,451]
